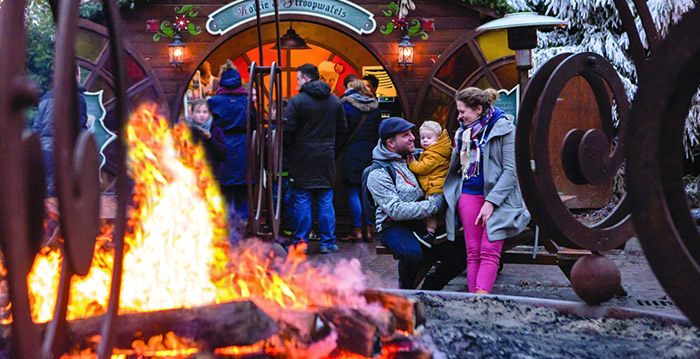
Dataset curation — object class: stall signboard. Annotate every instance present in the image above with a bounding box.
[494,85,519,124]
[85,90,115,173]
[207,0,377,35]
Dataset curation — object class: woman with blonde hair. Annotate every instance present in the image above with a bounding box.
[338,79,382,241]
[443,87,530,294]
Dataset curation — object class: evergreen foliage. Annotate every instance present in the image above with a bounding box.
[25,0,55,96]
[507,0,699,157]
[453,0,513,14]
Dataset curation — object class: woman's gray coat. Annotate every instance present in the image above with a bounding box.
[443,117,530,242]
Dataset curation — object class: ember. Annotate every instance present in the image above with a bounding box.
[13,106,430,359]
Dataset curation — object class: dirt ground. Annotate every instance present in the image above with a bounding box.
[307,236,683,317]
[304,234,700,357]
[414,292,700,359]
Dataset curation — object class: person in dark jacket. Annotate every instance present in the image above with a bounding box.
[284,63,347,253]
[32,65,88,197]
[208,60,251,221]
[338,79,381,242]
[187,99,227,176]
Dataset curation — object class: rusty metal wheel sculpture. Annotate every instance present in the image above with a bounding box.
[245,0,284,239]
[265,64,284,239]
[515,52,634,304]
[626,5,700,327]
[0,1,129,358]
[247,61,264,236]
[0,2,44,359]
[516,53,634,251]
[246,62,284,239]
[516,52,635,251]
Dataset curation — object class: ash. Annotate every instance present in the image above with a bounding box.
[414,292,700,359]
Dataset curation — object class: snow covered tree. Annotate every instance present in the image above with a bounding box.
[506,0,699,157]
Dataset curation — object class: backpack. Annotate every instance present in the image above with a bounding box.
[361,160,396,225]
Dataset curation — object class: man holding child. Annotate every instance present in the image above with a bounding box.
[366,117,466,289]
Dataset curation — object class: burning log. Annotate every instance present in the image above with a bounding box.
[321,307,395,337]
[0,300,278,352]
[320,308,382,358]
[363,290,426,333]
[268,307,394,358]
[65,300,277,349]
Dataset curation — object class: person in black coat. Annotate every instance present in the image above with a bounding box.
[187,99,227,177]
[283,63,347,253]
[338,79,381,242]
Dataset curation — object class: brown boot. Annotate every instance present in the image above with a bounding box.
[340,227,362,242]
[363,225,375,242]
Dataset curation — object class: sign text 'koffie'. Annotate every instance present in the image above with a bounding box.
[207,0,377,35]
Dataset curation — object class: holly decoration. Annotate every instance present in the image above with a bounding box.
[379,1,434,40]
[150,5,202,42]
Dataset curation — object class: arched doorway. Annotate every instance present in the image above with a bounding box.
[172,17,407,120]
[173,19,404,234]
[413,29,517,135]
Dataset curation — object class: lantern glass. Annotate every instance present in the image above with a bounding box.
[398,46,414,66]
[169,35,186,67]
[397,35,414,68]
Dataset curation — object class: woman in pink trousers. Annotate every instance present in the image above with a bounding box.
[442,87,530,294]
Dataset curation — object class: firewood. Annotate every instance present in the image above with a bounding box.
[0,300,278,352]
[319,307,395,337]
[363,290,426,333]
[320,308,381,358]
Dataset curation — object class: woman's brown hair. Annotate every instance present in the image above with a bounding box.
[348,79,374,98]
[455,87,499,110]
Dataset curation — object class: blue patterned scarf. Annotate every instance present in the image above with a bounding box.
[456,107,495,180]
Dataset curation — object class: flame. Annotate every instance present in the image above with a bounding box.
[28,105,229,322]
[22,105,393,359]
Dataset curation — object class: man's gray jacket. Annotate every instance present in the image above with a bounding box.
[366,141,443,231]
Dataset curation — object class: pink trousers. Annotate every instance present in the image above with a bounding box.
[458,194,504,293]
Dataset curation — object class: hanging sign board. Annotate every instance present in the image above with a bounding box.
[494,85,519,124]
[207,0,377,35]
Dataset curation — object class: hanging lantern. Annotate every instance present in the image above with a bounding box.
[169,33,186,69]
[272,22,311,50]
[397,34,414,69]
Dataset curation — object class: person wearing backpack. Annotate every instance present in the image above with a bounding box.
[365,117,466,290]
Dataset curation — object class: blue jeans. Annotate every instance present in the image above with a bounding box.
[294,188,336,248]
[380,220,466,290]
[272,177,296,233]
[347,185,373,227]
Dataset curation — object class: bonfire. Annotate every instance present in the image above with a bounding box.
[13,106,428,359]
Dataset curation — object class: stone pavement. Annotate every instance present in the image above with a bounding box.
[305,236,684,318]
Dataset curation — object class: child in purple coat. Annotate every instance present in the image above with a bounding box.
[187,99,227,178]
